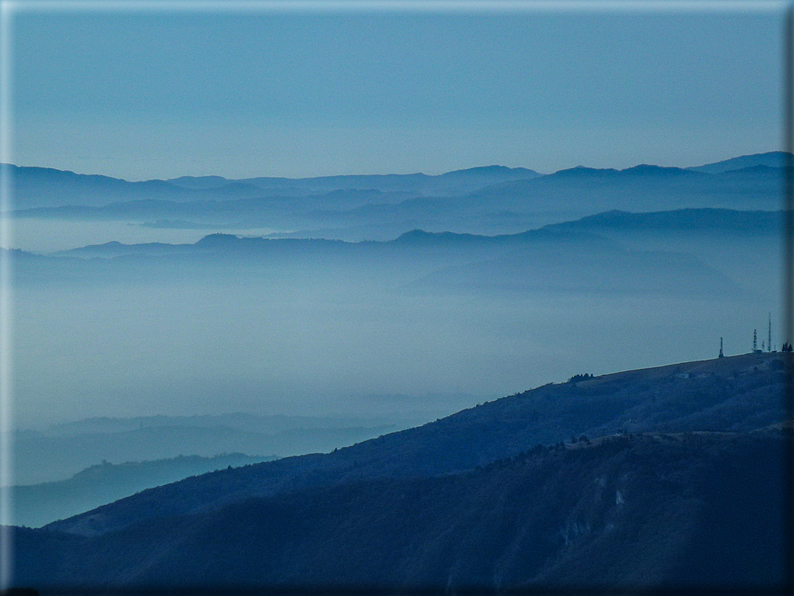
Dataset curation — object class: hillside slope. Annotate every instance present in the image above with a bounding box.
[12,430,789,591]
[45,353,787,538]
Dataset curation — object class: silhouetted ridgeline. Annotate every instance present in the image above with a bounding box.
[7,153,789,238]
[6,163,540,209]
[10,353,790,590]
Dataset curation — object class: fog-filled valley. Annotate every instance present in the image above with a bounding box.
[12,215,780,429]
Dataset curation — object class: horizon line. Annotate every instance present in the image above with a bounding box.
[3,150,792,183]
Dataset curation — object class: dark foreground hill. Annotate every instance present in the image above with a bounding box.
[12,430,789,591]
[43,352,787,541]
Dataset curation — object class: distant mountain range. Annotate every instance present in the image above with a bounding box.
[9,207,782,306]
[11,352,790,590]
[7,151,788,208]
[4,163,541,209]
[11,212,763,300]
[6,152,791,241]
[43,207,780,259]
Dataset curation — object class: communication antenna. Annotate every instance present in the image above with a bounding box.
[768,313,772,352]
[719,337,724,358]
[754,329,758,353]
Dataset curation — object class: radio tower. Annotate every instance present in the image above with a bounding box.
[753,329,758,353]
[719,337,724,358]
[768,313,772,352]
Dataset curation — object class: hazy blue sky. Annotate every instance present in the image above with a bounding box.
[9,5,786,179]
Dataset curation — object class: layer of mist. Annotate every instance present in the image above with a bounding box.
[12,211,781,435]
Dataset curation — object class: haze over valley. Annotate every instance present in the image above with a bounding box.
[8,153,785,435]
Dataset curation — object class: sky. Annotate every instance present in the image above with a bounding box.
[6,3,786,180]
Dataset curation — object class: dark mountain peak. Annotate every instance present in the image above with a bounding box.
[392,229,487,246]
[194,233,243,247]
[394,229,437,243]
[5,163,107,180]
[547,165,620,179]
[439,165,539,178]
[192,233,348,253]
[620,164,699,177]
[544,163,697,178]
[1,247,45,260]
[10,164,180,189]
[549,163,704,179]
[689,151,794,174]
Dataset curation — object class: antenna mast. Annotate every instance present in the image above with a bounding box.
[768,313,772,352]
[719,337,724,358]
[753,329,758,353]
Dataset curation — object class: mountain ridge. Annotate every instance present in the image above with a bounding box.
[12,151,790,187]
[42,352,787,538]
[687,150,793,174]
[46,207,784,259]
